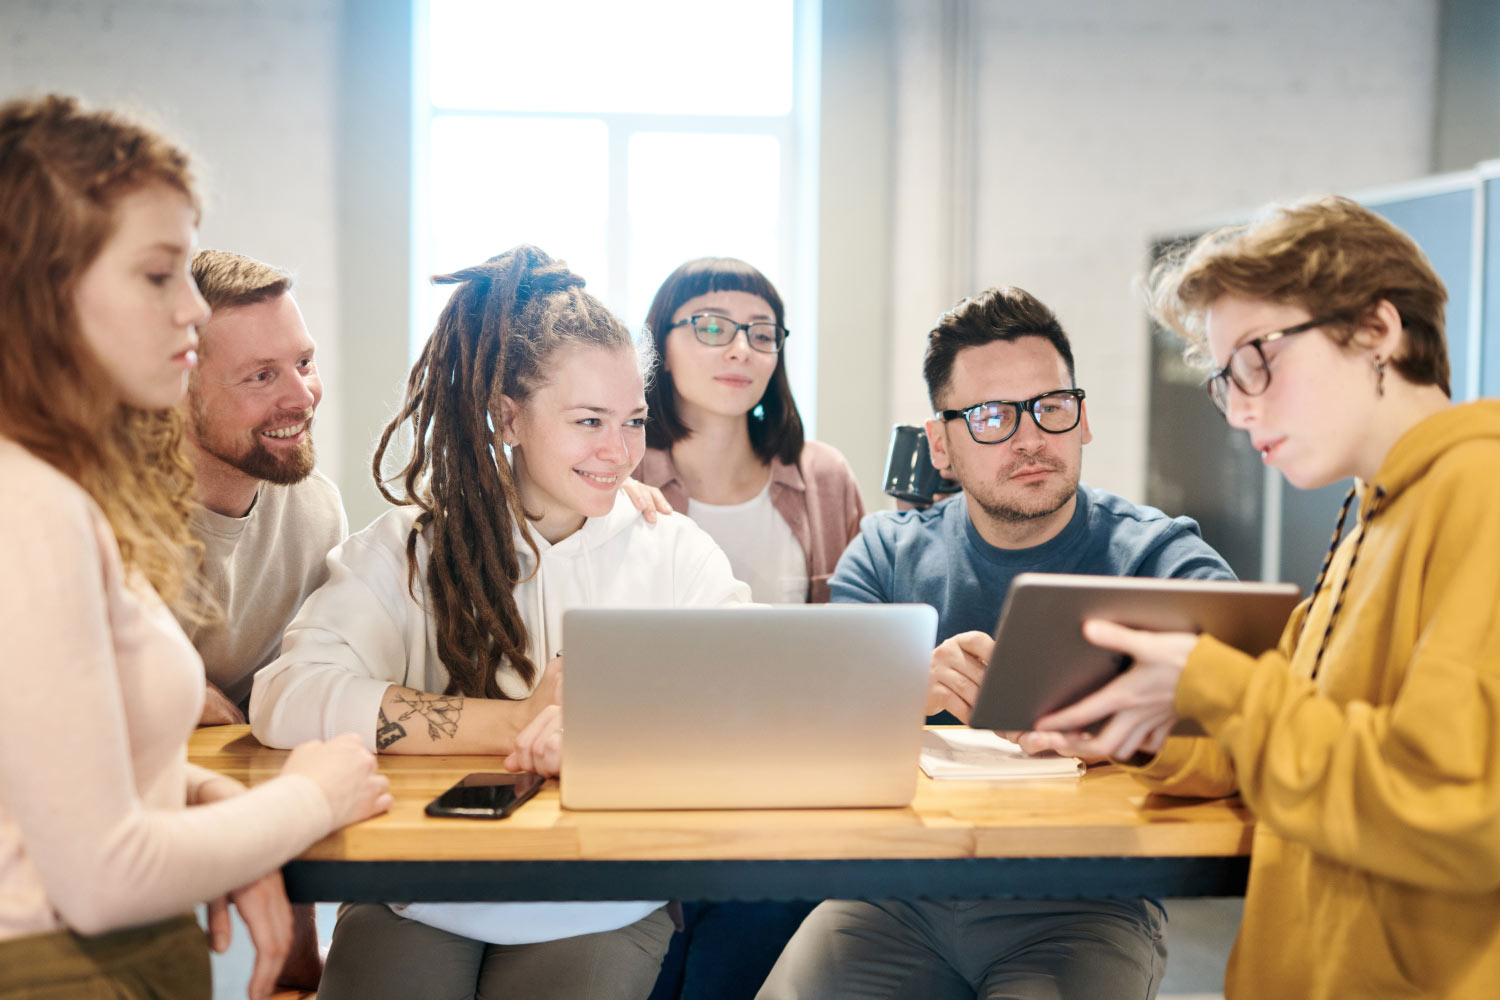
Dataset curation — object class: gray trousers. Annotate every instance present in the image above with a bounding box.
[319,902,675,1000]
[756,898,1167,1000]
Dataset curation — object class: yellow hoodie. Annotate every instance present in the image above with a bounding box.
[1134,399,1500,999]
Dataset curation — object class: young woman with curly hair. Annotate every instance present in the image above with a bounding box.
[0,94,389,1000]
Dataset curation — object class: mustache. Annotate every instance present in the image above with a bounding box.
[1002,455,1064,476]
[253,408,315,435]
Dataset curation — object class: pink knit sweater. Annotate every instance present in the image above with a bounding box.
[0,437,332,939]
[636,439,866,604]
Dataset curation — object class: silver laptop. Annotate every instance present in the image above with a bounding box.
[560,605,938,810]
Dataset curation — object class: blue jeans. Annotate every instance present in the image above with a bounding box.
[649,900,818,1000]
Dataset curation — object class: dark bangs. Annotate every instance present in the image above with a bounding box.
[642,257,805,465]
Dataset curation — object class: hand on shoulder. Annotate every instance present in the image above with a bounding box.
[619,477,674,523]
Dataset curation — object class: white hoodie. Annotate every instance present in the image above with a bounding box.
[249,492,750,944]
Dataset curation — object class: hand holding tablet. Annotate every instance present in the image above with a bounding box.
[968,574,1301,749]
[1033,621,1205,760]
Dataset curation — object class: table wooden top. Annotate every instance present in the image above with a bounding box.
[189,726,1252,864]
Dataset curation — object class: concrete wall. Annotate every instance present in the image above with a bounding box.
[874,0,1440,504]
[0,0,1458,514]
[816,0,896,507]
[1434,0,1500,171]
[333,0,414,527]
[1,0,349,487]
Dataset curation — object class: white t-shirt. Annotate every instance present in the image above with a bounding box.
[688,481,809,604]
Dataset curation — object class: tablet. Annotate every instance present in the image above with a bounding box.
[968,573,1302,733]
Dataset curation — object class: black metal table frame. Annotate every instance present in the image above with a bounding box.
[285,856,1250,903]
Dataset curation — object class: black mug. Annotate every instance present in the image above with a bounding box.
[883,424,961,505]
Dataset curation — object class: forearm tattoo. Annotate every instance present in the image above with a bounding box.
[388,691,465,743]
[375,707,407,750]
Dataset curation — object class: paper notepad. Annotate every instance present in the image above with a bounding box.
[919,728,1084,780]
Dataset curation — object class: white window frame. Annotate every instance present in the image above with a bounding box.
[410,0,821,429]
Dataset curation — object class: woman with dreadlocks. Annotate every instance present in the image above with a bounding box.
[1030,196,1500,999]
[250,244,748,999]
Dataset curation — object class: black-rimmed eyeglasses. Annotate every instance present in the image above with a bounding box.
[1207,315,1339,414]
[938,389,1086,444]
[670,314,788,354]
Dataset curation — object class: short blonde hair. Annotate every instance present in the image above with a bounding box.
[192,249,292,312]
[1147,195,1450,397]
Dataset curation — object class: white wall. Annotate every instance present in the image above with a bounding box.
[1435,0,1500,171]
[815,0,896,505]
[0,0,347,490]
[1,0,1445,514]
[876,0,1440,500]
[876,0,1440,504]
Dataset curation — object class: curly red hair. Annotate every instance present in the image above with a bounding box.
[0,94,203,606]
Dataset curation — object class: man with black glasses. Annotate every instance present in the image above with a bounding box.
[756,286,1233,1000]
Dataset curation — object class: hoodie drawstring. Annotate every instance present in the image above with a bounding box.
[1299,482,1387,679]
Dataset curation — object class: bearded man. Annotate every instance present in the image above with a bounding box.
[179,250,346,726]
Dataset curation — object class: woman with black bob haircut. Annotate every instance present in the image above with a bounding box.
[639,257,863,605]
[635,258,864,1000]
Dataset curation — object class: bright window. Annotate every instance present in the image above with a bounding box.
[416,0,816,418]
[428,0,794,116]
[624,132,783,323]
[423,116,610,330]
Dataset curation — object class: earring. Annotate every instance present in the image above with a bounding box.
[1372,356,1387,398]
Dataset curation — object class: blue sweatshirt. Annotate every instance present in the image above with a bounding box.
[832,485,1235,721]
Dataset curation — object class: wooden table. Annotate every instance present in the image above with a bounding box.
[189,726,1253,903]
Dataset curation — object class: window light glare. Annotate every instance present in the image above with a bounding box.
[428,0,794,116]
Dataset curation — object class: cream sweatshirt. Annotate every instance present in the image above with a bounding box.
[250,492,749,944]
[181,470,347,706]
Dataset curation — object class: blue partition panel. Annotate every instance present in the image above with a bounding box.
[1368,189,1476,401]
[1485,176,1500,399]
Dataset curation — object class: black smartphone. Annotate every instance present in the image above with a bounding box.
[424,772,545,819]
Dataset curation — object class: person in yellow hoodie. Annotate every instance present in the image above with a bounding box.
[1028,194,1500,999]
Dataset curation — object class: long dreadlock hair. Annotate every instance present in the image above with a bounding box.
[372,245,635,698]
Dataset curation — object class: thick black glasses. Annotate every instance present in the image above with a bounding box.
[938,389,1086,445]
[670,314,788,354]
[1208,315,1338,414]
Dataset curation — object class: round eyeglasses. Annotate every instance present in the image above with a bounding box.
[670,314,788,354]
[1206,315,1337,414]
[938,389,1086,444]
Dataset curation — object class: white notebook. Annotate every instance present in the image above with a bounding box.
[919,728,1084,781]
